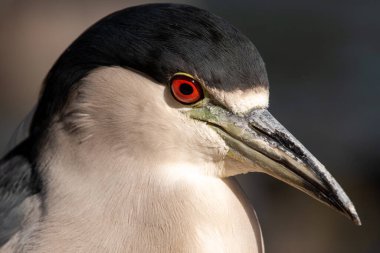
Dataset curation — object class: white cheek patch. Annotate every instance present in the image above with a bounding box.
[207,86,269,114]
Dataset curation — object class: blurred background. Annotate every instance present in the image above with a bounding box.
[0,0,379,252]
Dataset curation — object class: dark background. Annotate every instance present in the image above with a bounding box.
[0,0,379,252]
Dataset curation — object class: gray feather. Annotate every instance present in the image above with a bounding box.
[0,108,41,247]
[0,156,34,246]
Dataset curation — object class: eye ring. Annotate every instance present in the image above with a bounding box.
[170,73,204,105]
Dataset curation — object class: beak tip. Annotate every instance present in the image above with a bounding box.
[348,206,362,226]
[354,217,362,226]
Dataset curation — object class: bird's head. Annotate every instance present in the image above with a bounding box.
[31,4,360,225]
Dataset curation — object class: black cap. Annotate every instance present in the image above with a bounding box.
[32,3,268,136]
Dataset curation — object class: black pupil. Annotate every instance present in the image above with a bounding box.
[179,83,194,95]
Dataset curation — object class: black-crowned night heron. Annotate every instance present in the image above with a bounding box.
[0,3,360,252]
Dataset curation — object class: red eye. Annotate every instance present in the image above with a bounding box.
[170,74,204,104]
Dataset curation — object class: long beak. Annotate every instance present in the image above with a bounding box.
[187,104,361,225]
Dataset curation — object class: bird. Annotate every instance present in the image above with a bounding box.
[0,3,360,253]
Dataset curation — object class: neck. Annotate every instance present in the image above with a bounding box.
[31,129,262,252]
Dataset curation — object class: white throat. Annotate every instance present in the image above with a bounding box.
[36,146,263,253]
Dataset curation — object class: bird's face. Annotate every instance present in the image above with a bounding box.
[36,4,360,225]
[70,65,359,226]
